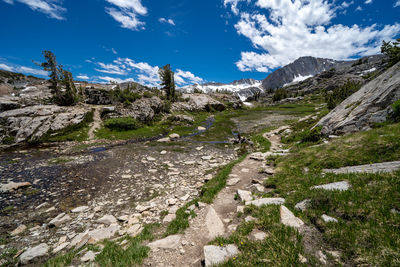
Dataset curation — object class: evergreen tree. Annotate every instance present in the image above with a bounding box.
[381,38,400,67]
[158,64,176,101]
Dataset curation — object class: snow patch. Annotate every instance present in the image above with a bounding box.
[283,75,313,87]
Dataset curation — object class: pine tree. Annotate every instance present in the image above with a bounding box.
[158,64,176,101]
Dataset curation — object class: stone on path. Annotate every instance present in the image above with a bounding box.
[10,224,26,236]
[81,251,96,262]
[205,206,225,239]
[237,189,252,202]
[204,245,239,267]
[280,206,304,228]
[240,168,249,173]
[295,199,311,212]
[147,156,156,161]
[227,178,240,186]
[160,150,167,155]
[20,243,49,265]
[249,152,268,161]
[147,235,182,250]
[321,214,338,223]
[312,181,350,191]
[96,215,117,225]
[323,161,400,174]
[245,197,285,207]
[71,206,89,213]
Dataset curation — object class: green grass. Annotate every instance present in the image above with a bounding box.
[250,128,272,153]
[210,205,310,266]
[48,157,73,165]
[260,122,400,266]
[0,247,18,267]
[40,109,94,142]
[43,248,82,267]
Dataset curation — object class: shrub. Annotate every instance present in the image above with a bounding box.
[161,101,172,113]
[381,38,400,67]
[110,87,141,103]
[325,81,361,110]
[143,91,153,98]
[273,88,288,102]
[300,126,322,143]
[392,99,400,122]
[104,117,142,131]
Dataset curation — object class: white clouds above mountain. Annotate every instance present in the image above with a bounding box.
[92,58,203,87]
[225,0,400,72]
[2,0,66,20]
[105,0,147,30]
[0,63,48,76]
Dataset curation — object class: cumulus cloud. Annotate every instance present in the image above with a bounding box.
[175,69,203,85]
[395,0,400,7]
[365,0,373,4]
[95,62,127,75]
[225,0,400,72]
[159,18,175,26]
[105,0,147,30]
[223,0,249,15]
[0,63,14,72]
[2,0,66,20]
[98,76,134,83]
[0,63,49,76]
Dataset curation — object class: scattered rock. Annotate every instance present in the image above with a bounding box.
[163,214,176,223]
[204,244,239,267]
[160,150,167,155]
[295,199,311,212]
[52,242,70,254]
[280,206,304,228]
[0,182,32,193]
[96,215,117,225]
[20,243,49,265]
[312,181,350,191]
[80,251,96,262]
[198,126,206,131]
[71,206,89,213]
[10,224,26,236]
[250,230,267,241]
[88,224,120,243]
[68,231,90,249]
[169,133,180,140]
[227,178,240,186]
[245,198,285,207]
[148,235,182,250]
[321,214,338,223]
[126,224,142,237]
[49,213,72,227]
[205,206,225,238]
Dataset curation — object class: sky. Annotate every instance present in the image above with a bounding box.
[0,0,399,86]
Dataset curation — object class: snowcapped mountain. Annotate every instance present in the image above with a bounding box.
[180,78,263,101]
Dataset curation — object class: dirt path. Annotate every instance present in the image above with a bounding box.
[88,107,102,140]
[144,127,288,266]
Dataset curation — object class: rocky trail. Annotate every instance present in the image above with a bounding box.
[143,126,302,266]
[88,107,102,140]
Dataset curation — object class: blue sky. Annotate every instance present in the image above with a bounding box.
[0,0,399,86]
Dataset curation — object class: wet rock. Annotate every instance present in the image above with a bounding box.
[237,189,252,202]
[245,197,285,207]
[20,243,49,265]
[312,181,350,191]
[206,206,225,239]
[49,213,72,227]
[0,181,31,193]
[71,206,89,213]
[280,206,304,228]
[295,199,311,212]
[321,214,338,223]
[10,224,26,236]
[96,215,117,225]
[148,235,182,250]
[204,244,239,266]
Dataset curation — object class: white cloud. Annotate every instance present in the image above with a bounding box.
[175,69,203,85]
[0,63,14,72]
[98,76,134,83]
[223,0,249,15]
[395,0,400,7]
[17,66,48,76]
[92,57,203,87]
[355,6,363,11]
[77,75,89,80]
[365,0,373,4]
[2,0,66,20]
[95,62,127,75]
[105,0,147,30]
[226,0,400,72]
[159,18,175,26]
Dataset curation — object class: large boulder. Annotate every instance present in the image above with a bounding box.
[173,94,226,112]
[316,62,400,135]
[106,96,162,122]
[0,105,89,144]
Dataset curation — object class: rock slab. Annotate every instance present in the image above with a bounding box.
[204,245,239,266]
[20,243,49,264]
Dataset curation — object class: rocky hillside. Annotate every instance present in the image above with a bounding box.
[181,78,263,102]
[316,61,400,135]
[261,55,386,91]
[0,70,44,96]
